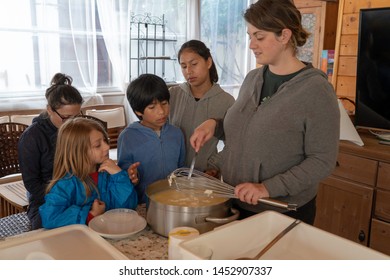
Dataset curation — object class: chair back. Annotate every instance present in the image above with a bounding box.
[10,114,39,126]
[0,116,10,124]
[79,115,108,132]
[81,105,126,149]
[0,122,28,178]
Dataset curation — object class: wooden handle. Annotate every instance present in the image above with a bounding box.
[258,198,297,211]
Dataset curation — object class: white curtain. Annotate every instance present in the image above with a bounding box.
[68,0,98,97]
[96,0,138,124]
[0,0,99,106]
[200,0,251,99]
[187,0,200,40]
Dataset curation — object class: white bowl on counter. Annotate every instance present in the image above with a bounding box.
[89,208,147,240]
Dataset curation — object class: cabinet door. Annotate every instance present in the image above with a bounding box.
[315,176,373,245]
[296,6,322,68]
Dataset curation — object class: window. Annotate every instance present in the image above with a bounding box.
[0,0,248,102]
[129,1,187,83]
[0,0,108,97]
[200,0,249,98]
[0,0,187,100]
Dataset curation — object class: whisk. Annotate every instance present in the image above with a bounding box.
[168,168,297,211]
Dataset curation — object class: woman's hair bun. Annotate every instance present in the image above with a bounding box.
[50,73,73,86]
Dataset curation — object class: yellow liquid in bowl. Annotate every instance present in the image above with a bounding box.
[150,189,227,207]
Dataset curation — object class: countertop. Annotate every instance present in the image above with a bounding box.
[106,204,168,260]
[1,204,168,260]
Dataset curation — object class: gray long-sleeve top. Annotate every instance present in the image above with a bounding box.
[217,64,340,213]
[169,83,234,171]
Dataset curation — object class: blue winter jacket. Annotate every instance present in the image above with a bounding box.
[117,122,185,203]
[39,170,137,229]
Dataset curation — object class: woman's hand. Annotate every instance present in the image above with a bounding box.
[127,162,141,185]
[90,199,105,216]
[98,159,121,174]
[190,119,217,152]
[234,182,270,205]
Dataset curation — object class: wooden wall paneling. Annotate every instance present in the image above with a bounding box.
[341,13,359,34]
[339,35,358,56]
[294,0,323,8]
[335,76,356,98]
[331,0,345,91]
[343,0,390,13]
[337,57,357,76]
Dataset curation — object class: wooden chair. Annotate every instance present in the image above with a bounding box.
[10,114,39,126]
[0,115,10,124]
[0,109,43,127]
[81,104,127,149]
[0,122,29,217]
[79,114,108,132]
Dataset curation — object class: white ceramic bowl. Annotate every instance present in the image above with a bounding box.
[89,208,147,239]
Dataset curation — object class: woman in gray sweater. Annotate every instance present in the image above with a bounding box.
[190,0,340,224]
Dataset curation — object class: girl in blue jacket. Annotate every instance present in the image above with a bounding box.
[39,118,138,229]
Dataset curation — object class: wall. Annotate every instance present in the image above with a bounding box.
[332,0,390,112]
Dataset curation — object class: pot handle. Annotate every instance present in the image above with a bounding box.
[205,208,240,224]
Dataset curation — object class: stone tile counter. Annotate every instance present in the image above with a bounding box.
[107,204,169,260]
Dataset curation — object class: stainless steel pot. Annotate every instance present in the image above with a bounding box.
[146,179,239,237]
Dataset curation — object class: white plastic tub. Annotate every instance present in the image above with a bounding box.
[179,211,390,260]
[0,224,128,260]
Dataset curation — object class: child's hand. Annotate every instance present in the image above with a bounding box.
[127,162,141,185]
[90,199,105,216]
[98,159,121,174]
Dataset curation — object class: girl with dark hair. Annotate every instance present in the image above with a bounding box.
[169,40,234,174]
[18,73,84,229]
[40,118,137,229]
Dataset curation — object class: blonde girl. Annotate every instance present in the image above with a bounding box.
[40,118,137,229]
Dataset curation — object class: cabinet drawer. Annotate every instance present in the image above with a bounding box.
[375,189,390,222]
[333,153,377,186]
[377,162,390,191]
[369,218,390,256]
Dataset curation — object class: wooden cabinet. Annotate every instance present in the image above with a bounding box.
[315,132,390,255]
[293,0,339,69]
[315,163,374,245]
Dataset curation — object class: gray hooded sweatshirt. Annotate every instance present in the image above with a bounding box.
[169,83,235,171]
[217,64,340,213]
